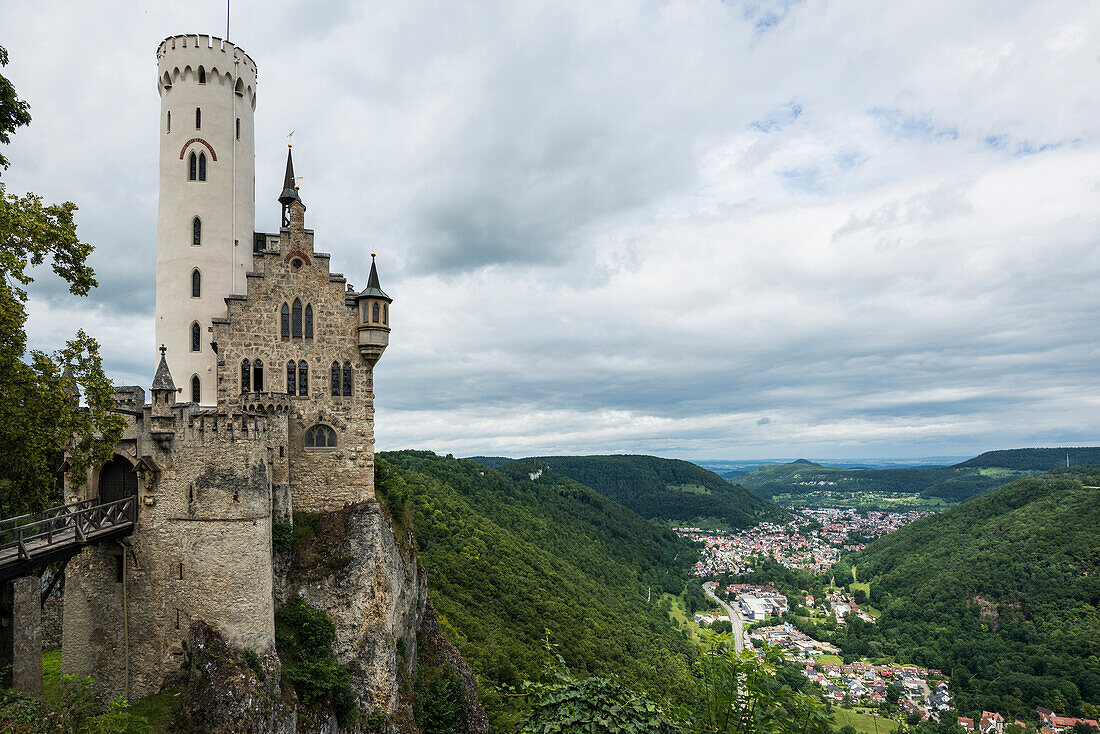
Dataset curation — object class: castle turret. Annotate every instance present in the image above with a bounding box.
[356,254,391,364]
[278,145,302,227]
[153,34,257,405]
[149,345,177,440]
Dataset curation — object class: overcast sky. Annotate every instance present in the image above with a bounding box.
[2,1,1098,460]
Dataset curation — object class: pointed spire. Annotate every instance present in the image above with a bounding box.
[151,344,176,392]
[278,144,300,207]
[357,252,392,302]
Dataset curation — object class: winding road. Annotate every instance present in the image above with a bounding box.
[704,584,746,653]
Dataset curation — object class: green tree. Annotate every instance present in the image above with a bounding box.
[0,46,124,515]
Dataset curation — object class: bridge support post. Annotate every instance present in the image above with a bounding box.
[0,576,43,696]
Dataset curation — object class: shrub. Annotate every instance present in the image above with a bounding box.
[275,596,358,727]
[271,523,293,554]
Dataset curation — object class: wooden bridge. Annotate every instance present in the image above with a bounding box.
[0,496,137,583]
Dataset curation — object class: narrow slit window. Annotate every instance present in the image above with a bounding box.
[253,359,264,392]
[291,299,303,338]
[298,360,308,396]
[330,362,340,396]
[195,107,201,129]
[190,322,201,352]
[304,304,313,339]
[190,375,201,403]
[286,361,296,395]
[342,362,352,397]
[192,217,201,245]
[167,110,171,133]
[191,268,201,297]
[235,117,240,140]
[383,304,388,325]
[188,152,197,180]
[240,360,251,393]
[198,152,206,180]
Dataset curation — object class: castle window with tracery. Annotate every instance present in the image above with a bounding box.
[304,424,337,449]
[342,362,352,396]
[191,375,201,403]
[191,268,201,297]
[304,304,313,339]
[190,322,201,352]
[280,303,290,338]
[292,299,302,338]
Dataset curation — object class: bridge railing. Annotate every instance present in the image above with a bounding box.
[0,496,137,562]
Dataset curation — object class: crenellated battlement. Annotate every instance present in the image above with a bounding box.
[156,34,257,105]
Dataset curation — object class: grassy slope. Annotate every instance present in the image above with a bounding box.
[376,451,700,732]
[846,468,1100,716]
[520,454,786,529]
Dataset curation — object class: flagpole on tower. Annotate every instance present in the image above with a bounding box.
[226,1,231,41]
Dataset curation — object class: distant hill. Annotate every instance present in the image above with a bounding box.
[733,447,1100,503]
[955,447,1100,470]
[375,451,699,731]
[838,467,1100,717]
[464,455,515,469]
[525,454,787,529]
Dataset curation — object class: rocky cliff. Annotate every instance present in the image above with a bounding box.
[175,499,486,734]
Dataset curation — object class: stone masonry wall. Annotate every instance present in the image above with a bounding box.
[63,404,279,701]
[213,199,376,513]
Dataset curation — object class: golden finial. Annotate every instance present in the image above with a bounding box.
[287,130,294,148]
[371,250,376,258]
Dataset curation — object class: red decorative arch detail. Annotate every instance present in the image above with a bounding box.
[284,250,312,267]
[179,138,217,162]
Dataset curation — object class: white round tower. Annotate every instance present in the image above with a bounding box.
[154,34,257,405]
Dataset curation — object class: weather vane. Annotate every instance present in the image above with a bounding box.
[287,130,294,148]
[294,175,303,191]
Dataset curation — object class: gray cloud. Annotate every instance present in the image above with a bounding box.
[3,0,1099,459]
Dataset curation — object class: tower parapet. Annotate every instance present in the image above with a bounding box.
[154,35,257,405]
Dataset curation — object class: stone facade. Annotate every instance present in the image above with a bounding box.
[62,170,391,710]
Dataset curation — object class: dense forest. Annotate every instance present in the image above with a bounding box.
[838,469,1100,718]
[501,454,786,529]
[376,451,702,732]
[954,447,1100,470]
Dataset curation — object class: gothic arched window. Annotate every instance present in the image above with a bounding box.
[195,107,201,130]
[298,360,308,396]
[240,359,251,393]
[342,361,352,397]
[190,322,201,352]
[372,303,380,323]
[304,424,337,449]
[286,361,296,395]
[383,304,388,326]
[191,268,201,297]
[253,359,264,392]
[192,217,201,246]
[191,375,201,403]
[198,67,206,84]
[198,152,207,181]
[188,152,197,181]
[291,299,303,338]
[280,303,290,338]
[330,362,340,396]
[304,305,313,339]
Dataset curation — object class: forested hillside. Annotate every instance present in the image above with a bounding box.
[736,459,1030,503]
[842,468,1100,718]
[955,447,1100,470]
[375,451,700,732]
[521,454,785,529]
[737,448,1100,504]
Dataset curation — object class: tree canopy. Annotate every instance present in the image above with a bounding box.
[0,46,124,515]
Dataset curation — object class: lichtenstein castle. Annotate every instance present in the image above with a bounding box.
[55,35,468,731]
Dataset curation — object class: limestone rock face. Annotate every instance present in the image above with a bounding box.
[275,501,426,728]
